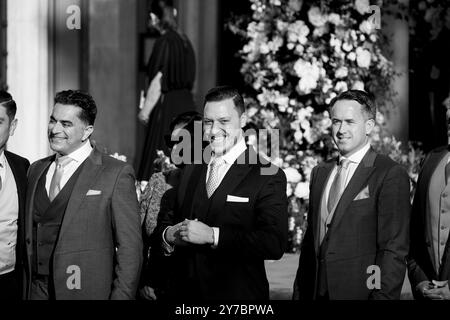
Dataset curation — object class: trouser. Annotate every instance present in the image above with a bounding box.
[30,274,52,300]
[0,270,20,300]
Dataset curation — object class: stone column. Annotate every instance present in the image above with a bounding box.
[7,0,52,162]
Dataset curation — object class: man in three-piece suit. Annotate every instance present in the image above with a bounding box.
[24,90,142,300]
[293,90,411,300]
[156,85,288,300]
[0,91,30,300]
[407,102,450,300]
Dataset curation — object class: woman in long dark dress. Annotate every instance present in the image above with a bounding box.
[137,0,196,181]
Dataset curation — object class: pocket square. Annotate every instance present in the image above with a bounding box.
[226,195,249,203]
[86,189,102,196]
[354,185,370,201]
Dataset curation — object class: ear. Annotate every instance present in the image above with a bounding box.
[9,118,18,137]
[82,125,94,142]
[365,118,375,136]
[239,112,247,129]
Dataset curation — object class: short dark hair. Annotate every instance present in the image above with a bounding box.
[203,85,245,115]
[328,90,376,120]
[0,90,17,122]
[54,90,97,125]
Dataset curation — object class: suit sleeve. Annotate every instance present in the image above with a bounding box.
[292,166,317,300]
[109,164,143,300]
[217,169,288,260]
[370,164,411,300]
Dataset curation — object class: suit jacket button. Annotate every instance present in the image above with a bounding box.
[26,239,31,244]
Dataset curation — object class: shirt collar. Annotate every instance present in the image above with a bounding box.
[56,141,93,163]
[210,137,247,166]
[339,142,371,165]
[0,150,5,168]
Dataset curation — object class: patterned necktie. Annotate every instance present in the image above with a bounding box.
[446,160,450,186]
[0,162,3,191]
[49,156,73,201]
[327,158,351,213]
[206,157,225,198]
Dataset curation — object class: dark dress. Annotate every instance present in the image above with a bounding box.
[137,29,196,181]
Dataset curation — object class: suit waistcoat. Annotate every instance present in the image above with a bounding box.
[428,153,450,274]
[32,163,83,275]
[0,159,19,274]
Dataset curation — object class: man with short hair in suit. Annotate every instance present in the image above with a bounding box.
[156,85,288,300]
[24,90,142,300]
[408,101,450,300]
[293,90,411,300]
[0,91,29,300]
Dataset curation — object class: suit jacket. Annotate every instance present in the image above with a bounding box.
[4,151,30,283]
[407,146,450,299]
[155,147,288,300]
[293,147,411,300]
[24,147,143,300]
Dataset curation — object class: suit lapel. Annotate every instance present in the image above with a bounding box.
[312,163,334,254]
[328,148,376,232]
[56,149,103,243]
[5,152,27,216]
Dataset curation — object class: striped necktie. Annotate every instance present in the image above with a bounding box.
[206,157,225,198]
[49,156,73,201]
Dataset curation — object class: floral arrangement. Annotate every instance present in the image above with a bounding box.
[228,0,424,252]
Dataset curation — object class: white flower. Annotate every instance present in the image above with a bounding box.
[356,47,372,68]
[294,130,303,142]
[335,81,348,92]
[355,0,370,15]
[352,80,365,90]
[294,182,310,199]
[347,52,356,61]
[287,21,310,44]
[369,34,377,42]
[288,0,303,12]
[288,216,295,230]
[335,66,348,78]
[313,26,327,37]
[342,42,353,52]
[294,59,321,94]
[287,43,295,50]
[328,13,342,25]
[359,20,375,34]
[322,79,333,93]
[260,43,269,54]
[308,7,328,28]
[283,167,302,184]
[276,20,288,32]
[247,106,258,118]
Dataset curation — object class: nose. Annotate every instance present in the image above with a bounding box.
[50,121,62,134]
[337,122,347,134]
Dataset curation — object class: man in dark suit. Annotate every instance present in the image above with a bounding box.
[293,90,411,300]
[24,90,142,299]
[407,101,450,300]
[0,91,29,300]
[155,85,288,300]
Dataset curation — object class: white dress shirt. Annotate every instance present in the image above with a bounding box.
[45,141,93,196]
[0,151,19,275]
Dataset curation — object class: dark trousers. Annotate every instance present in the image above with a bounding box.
[30,274,51,300]
[0,270,20,300]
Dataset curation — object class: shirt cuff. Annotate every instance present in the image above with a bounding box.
[212,227,219,248]
[162,226,175,255]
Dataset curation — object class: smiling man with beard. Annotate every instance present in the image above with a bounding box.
[154,85,288,300]
[23,90,142,300]
[293,90,411,300]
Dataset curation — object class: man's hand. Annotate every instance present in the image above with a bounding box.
[140,286,157,300]
[416,281,433,298]
[165,222,189,246]
[179,219,214,245]
[425,283,450,300]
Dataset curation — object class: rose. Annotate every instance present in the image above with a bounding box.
[347,52,356,61]
[308,7,328,28]
[355,0,370,15]
[288,0,303,12]
[356,47,371,68]
[335,81,348,92]
[335,66,348,78]
[283,167,302,184]
[294,182,310,199]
